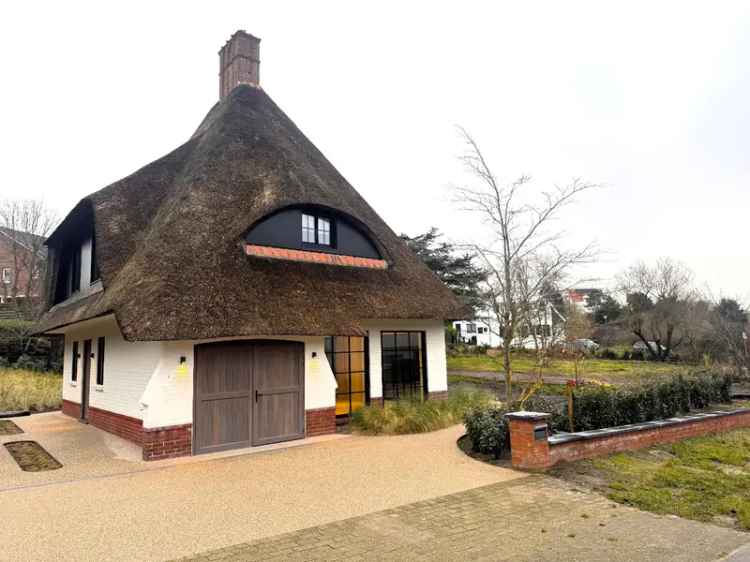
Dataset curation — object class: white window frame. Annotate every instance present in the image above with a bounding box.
[1,268,11,285]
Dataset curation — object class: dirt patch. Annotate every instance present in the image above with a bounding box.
[0,420,23,436]
[4,441,62,472]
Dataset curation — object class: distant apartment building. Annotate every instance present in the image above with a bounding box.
[0,227,46,306]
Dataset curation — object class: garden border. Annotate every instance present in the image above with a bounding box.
[506,407,750,470]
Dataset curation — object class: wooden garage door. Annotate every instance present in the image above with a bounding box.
[193,340,304,454]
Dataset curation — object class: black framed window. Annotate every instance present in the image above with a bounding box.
[325,336,367,416]
[301,213,334,247]
[71,341,79,382]
[90,235,100,283]
[96,337,105,385]
[70,247,81,294]
[381,331,427,401]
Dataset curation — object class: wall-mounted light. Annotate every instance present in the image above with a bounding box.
[311,352,317,358]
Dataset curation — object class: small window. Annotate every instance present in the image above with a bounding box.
[317,218,331,246]
[96,337,105,385]
[1,268,11,285]
[71,341,79,382]
[302,214,316,243]
[301,213,334,247]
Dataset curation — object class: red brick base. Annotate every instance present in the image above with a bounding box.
[88,406,144,445]
[62,399,81,418]
[61,400,192,461]
[306,407,336,437]
[369,397,384,408]
[428,391,449,400]
[142,424,193,461]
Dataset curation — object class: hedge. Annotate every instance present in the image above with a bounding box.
[464,371,733,455]
[558,371,732,432]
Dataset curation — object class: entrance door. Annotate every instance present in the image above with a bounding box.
[193,341,253,454]
[193,340,304,454]
[252,341,304,446]
[81,339,92,421]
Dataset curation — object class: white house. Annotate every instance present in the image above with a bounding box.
[35,31,465,460]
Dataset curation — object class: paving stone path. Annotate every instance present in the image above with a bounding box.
[178,476,749,562]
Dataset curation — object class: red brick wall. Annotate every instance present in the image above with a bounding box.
[87,406,144,445]
[61,399,81,419]
[142,424,193,461]
[506,409,750,470]
[0,234,41,301]
[306,407,336,437]
[428,391,449,401]
[506,414,551,471]
[549,410,750,467]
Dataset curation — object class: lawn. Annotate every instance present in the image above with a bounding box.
[0,368,62,412]
[552,428,750,531]
[447,353,685,384]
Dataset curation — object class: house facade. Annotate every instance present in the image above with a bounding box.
[0,227,46,306]
[36,31,465,460]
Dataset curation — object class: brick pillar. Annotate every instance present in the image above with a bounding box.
[505,411,552,471]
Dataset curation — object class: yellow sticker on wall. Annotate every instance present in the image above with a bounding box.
[308,357,320,376]
[176,360,188,378]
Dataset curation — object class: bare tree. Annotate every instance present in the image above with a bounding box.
[0,198,58,319]
[617,258,696,361]
[454,128,599,402]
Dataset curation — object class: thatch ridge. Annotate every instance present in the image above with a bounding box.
[37,86,467,340]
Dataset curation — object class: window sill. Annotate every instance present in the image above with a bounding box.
[94,386,104,393]
[69,382,77,387]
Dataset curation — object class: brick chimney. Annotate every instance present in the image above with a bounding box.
[219,30,261,100]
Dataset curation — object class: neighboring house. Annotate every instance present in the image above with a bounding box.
[35,31,465,461]
[453,318,501,347]
[564,288,603,313]
[453,302,565,350]
[0,226,46,306]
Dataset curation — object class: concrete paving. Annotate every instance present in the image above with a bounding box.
[0,419,521,561]
[0,412,347,490]
[179,476,750,562]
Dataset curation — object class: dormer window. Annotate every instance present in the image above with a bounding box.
[301,213,332,247]
[245,205,386,268]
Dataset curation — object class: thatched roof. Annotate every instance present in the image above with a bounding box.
[36,85,467,341]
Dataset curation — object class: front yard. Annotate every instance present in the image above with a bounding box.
[552,428,750,531]
[448,353,686,384]
[0,368,62,412]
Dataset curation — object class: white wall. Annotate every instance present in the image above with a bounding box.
[362,319,448,397]
[61,315,337,429]
[139,335,336,429]
[62,315,162,419]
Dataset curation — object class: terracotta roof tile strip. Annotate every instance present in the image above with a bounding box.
[246,245,388,269]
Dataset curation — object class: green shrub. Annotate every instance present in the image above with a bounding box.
[14,354,48,372]
[571,372,732,432]
[599,349,617,360]
[463,404,509,458]
[522,394,568,432]
[351,388,493,435]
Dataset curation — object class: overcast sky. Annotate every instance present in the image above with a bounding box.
[1,1,748,300]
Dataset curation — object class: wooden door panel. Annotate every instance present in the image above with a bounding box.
[194,342,252,454]
[198,397,250,451]
[252,341,304,446]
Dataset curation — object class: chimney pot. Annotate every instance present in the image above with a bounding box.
[219,30,261,99]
